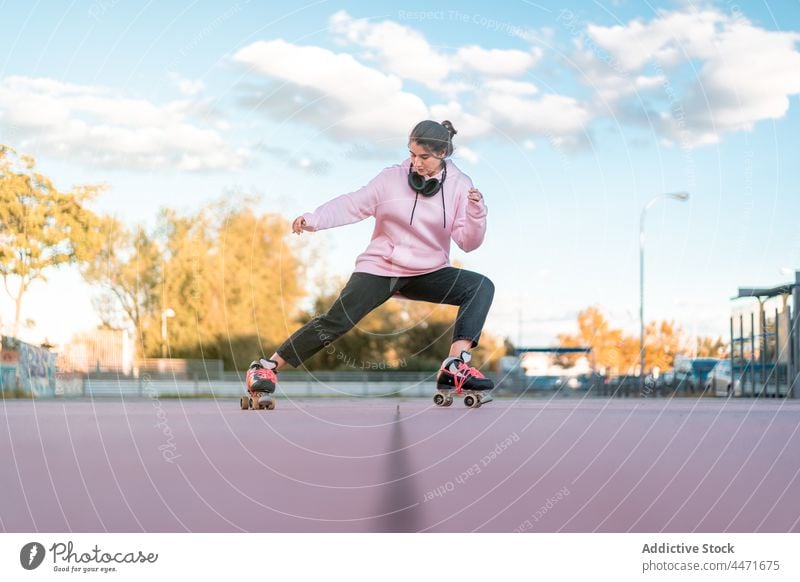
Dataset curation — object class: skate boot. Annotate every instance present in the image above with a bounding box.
[433,350,494,408]
[241,358,278,411]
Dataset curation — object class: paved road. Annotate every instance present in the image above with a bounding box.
[2,396,799,532]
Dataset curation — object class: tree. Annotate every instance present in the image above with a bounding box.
[557,306,684,375]
[0,145,102,337]
[83,199,307,369]
[696,336,728,359]
[82,217,162,355]
[300,281,408,370]
[156,208,215,358]
[398,299,505,371]
[201,201,305,369]
[557,306,636,375]
[644,320,684,372]
[300,285,505,371]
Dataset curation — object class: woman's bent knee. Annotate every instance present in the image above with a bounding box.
[478,275,495,298]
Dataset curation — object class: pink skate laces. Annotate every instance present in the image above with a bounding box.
[248,360,277,385]
[441,351,485,393]
[251,367,277,383]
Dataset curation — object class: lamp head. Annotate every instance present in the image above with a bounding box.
[668,192,690,201]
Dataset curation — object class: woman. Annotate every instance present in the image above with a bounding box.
[246,120,495,403]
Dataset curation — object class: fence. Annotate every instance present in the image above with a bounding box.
[730,273,799,398]
[43,370,581,399]
[81,377,434,399]
[137,358,225,380]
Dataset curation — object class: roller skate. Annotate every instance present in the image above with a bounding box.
[240,358,278,411]
[433,350,494,409]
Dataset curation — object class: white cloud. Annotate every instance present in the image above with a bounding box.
[433,94,589,151]
[0,76,243,171]
[453,146,479,164]
[324,12,591,145]
[487,93,590,135]
[231,13,596,150]
[233,39,428,140]
[455,45,542,77]
[479,81,591,137]
[582,8,800,145]
[571,41,666,106]
[484,79,539,96]
[233,8,799,154]
[429,101,492,140]
[329,11,540,92]
[585,10,721,71]
[169,73,205,96]
[329,10,453,91]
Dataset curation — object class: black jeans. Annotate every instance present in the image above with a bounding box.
[276,267,495,368]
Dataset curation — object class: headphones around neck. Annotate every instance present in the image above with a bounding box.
[408,162,447,197]
[408,161,448,228]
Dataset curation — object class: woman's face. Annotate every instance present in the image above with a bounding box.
[409,141,445,177]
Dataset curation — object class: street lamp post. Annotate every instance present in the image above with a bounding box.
[640,192,690,391]
[161,308,175,359]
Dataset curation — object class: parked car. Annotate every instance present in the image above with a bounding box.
[673,357,720,393]
[704,360,742,397]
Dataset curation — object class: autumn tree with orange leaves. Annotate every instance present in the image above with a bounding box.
[557,306,708,375]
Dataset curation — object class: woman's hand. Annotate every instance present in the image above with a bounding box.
[467,188,483,203]
[292,216,310,234]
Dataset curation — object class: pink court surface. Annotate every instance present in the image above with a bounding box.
[2,397,799,533]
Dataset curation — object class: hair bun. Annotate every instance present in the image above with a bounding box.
[441,120,458,138]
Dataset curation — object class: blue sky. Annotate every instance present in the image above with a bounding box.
[1,0,798,349]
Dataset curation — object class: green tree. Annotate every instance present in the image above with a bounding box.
[0,145,102,337]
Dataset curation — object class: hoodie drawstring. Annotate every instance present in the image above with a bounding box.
[409,165,447,228]
[409,191,446,229]
[410,192,420,226]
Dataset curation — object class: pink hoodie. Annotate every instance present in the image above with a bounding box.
[302,158,487,277]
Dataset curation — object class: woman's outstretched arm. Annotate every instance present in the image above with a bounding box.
[293,173,383,234]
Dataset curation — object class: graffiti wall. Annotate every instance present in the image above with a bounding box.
[0,336,56,396]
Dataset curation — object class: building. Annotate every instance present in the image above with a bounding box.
[58,329,134,375]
